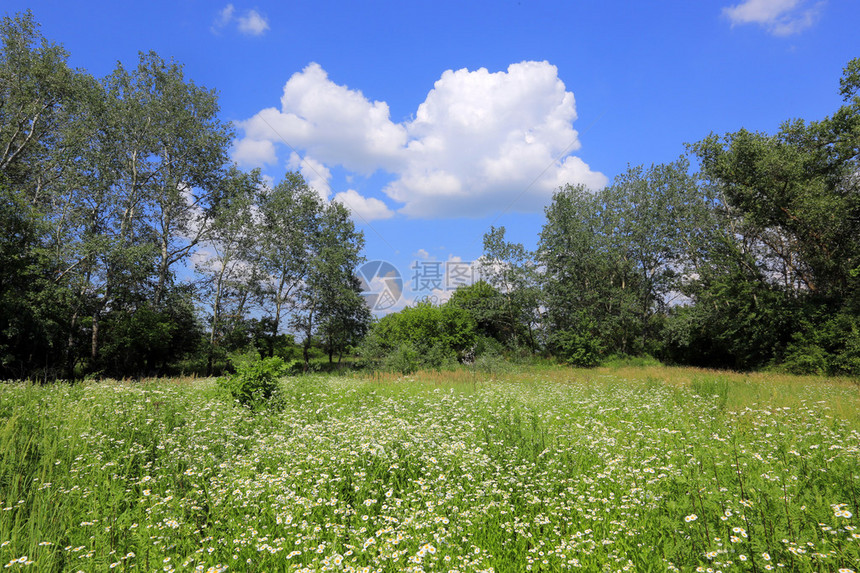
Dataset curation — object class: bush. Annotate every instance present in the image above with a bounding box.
[423,341,458,371]
[779,312,860,377]
[382,343,420,374]
[370,302,477,360]
[551,329,603,367]
[218,352,295,408]
[472,348,513,375]
[781,342,829,376]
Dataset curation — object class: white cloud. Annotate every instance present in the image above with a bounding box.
[414,249,431,260]
[287,152,332,200]
[232,138,276,167]
[238,64,407,174]
[334,189,395,222]
[722,0,823,35]
[212,4,269,36]
[234,61,607,219]
[212,4,235,32]
[237,9,269,36]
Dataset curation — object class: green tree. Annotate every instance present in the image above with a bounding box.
[538,183,635,359]
[196,168,262,374]
[447,280,508,342]
[480,227,542,350]
[538,160,705,360]
[256,172,323,356]
[108,52,233,307]
[599,159,705,352]
[291,201,369,369]
[685,58,860,371]
[0,11,88,195]
[0,11,100,378]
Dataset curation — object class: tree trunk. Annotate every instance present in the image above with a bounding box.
[302,340,310,372]
[154,240,169,307]
[91,311,100,366]
[65,311,79,379]
[207,266,226,376]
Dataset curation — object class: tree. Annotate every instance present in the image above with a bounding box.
[480,227,542,350]
[447,280,509,342]
[256,172,323,356]
[0,11,100,378]
[685,58,860,371]
[291,201,369,368]
[538,160,705,360]
[0,11,88,196]
[598,159,704,351]
[538,183,626,360]
[111,52,231,307]
[196,168,262,374]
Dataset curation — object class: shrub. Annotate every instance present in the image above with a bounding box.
[218,352,294,408]
[382,342,420,374]
[423,341,458,371]
[781,342,829,376]
[780,312,860,377]
[551,329,603,367]
[371,302,477,360]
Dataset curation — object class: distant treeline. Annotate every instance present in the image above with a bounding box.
[363,60,860,376]
[1,11,858,379]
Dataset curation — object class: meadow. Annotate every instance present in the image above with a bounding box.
[0,366,858,572]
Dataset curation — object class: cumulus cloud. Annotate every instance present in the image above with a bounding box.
[234,61,606,219]
[722,0,823,35]
[334,189,395,222]
[232,138,276,167]
[212,4,270,36]
[238,64,407,174]
[287,152,332,200]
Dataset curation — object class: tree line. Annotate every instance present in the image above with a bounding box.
[363,59,860,376]
[2,11,858,379]
[0,12,369,379]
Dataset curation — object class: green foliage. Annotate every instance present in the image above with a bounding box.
[781,341,831,376]
[539,160,704,360]
[471,346,514,375]
[381,342,421,374]
[372,303,476,357]
[359,302,479,373]
[479,228,542,350]
[1,10,857,381]
[218,352,294,408]
[423,340,458,371]
[781,312,860,377]
[550,328,603,368]
[448,280,509,342]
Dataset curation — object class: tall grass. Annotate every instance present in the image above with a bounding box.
[1,367,858,571]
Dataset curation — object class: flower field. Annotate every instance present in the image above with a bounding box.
[1,367,858,572]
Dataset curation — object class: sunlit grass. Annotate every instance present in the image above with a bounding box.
[1,366,858,571]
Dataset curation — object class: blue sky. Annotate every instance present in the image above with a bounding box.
[7,0,859,308]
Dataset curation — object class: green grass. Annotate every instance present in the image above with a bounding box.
[1,367,858,572]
